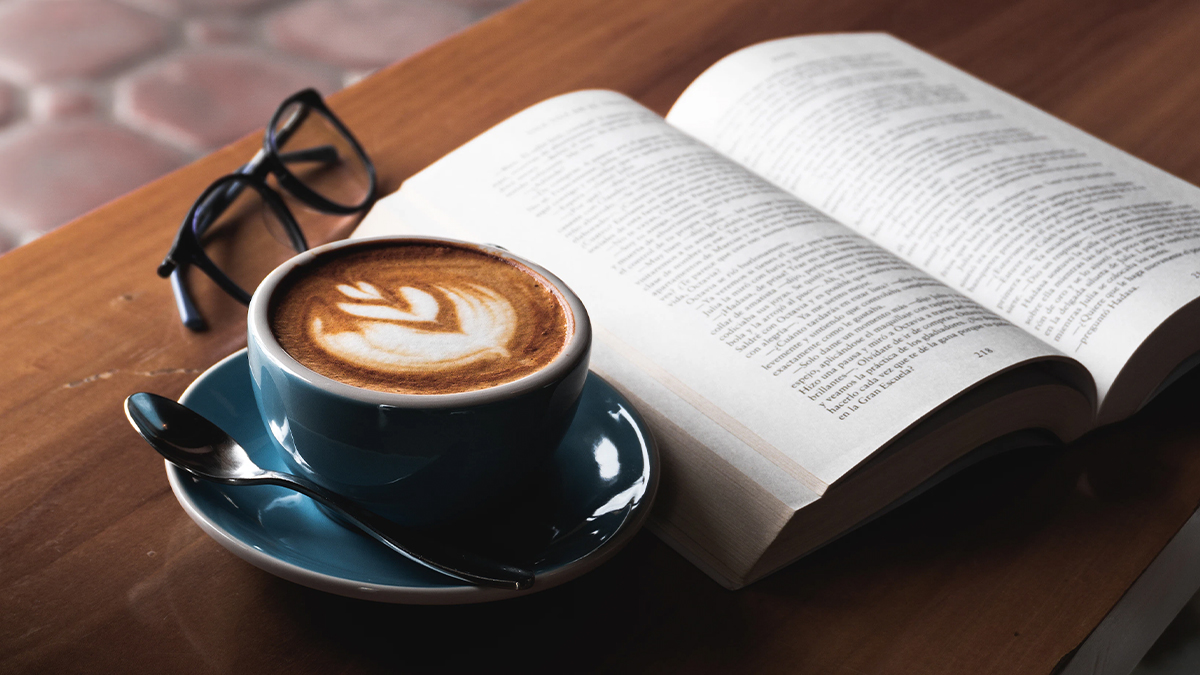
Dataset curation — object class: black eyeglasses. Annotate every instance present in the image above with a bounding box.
[158,88,377,331]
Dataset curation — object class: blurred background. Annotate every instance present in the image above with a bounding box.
[0,0,518,256]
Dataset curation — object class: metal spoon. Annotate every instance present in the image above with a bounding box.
[124,392,535,591]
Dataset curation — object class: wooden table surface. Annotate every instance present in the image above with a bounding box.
[6,0,1200,672]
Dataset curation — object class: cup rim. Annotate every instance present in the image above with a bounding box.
[247,235,591,409]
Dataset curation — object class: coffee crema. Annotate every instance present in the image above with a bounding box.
[269,242,572,395]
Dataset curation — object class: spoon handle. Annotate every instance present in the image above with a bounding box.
[261,471,535,591]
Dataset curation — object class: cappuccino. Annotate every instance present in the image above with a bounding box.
[269,242,572,395]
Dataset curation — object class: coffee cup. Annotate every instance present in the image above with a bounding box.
[246,235,591,527]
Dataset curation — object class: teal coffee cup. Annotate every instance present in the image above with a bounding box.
[246,236,591,527]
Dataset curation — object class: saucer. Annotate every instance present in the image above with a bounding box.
[168,349,659,604]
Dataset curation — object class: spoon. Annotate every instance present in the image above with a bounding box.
[124,392,535,591]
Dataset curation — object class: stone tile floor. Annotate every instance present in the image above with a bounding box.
[0,0,517,255]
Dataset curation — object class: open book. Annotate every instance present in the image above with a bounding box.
[353,33,1200,589]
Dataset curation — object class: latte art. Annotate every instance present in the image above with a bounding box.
[269,242,571,395]
[311,282,518,373]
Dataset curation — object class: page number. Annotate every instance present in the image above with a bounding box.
[974,348,994,358]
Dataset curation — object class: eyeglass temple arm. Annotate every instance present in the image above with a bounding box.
[169,267,208,332]
[275,146,338,164]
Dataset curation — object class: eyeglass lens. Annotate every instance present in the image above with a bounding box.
[193,179,299,295]
[272,102,373,210]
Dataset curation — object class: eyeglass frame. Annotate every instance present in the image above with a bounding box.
[157,88,378,331]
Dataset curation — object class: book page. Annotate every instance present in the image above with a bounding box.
[667,32,1200,413]
[357,90,1078,487]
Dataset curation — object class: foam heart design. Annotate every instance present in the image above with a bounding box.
[310,282,518,373]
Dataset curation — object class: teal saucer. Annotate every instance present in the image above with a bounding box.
[169,349,658,604]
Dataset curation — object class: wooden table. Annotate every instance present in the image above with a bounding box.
[5,0,1200,672]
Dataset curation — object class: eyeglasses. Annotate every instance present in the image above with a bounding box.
[158,88,377,331]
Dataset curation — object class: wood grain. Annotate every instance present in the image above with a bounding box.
[5,0,1200,672]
